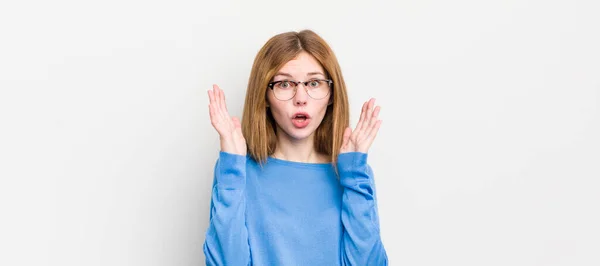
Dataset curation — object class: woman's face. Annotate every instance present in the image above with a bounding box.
[267,51,331,143]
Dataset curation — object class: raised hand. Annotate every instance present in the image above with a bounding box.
[208,84,247,156]
[340,98,382,154]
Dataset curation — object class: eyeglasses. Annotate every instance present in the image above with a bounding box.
[267,79,333,101]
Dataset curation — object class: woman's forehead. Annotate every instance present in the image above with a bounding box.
[276,53,325,78]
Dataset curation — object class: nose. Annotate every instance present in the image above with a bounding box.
[293,84,308,106]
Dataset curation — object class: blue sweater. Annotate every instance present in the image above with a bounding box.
[203,151,388,265]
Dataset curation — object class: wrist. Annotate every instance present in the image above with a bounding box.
[220,138,246,156]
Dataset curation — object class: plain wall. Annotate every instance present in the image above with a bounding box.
[1,0,599,265]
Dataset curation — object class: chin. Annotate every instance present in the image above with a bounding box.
[283,126,316,141]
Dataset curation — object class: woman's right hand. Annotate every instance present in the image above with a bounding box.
[208,84,247,156]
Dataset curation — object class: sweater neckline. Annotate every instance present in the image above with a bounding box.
[267,156,333,169]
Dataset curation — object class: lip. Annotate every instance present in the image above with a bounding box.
[291,112,311,129]
[292,112,311,119]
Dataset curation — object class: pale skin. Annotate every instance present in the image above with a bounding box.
[208,84,382,159]
[340,98,382,154]
[208,54,382,160]
[207,84,247,156]
[266,52,332,163]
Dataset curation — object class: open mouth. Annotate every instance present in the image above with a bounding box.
[292,112,311,128]
[293,114,308,121]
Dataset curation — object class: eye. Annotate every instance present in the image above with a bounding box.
[279,81,291,89]
[308,80,320,88]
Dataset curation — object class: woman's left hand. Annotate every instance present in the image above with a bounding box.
[340,98,382,154]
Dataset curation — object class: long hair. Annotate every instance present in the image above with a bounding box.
[241,30,349,168]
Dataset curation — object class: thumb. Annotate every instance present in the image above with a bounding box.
[232,117,242,129]
[341,127,352,147]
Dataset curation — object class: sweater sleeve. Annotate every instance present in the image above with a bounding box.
[203,151,251,266]
[337,152,388,266]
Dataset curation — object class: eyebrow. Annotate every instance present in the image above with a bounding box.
[273,71,326,79]
[274,72,293,78]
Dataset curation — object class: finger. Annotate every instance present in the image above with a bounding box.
[216,85,229,120]
[363,99,378,133]
[356,99,374,138]
[208,89,216,120]
[368,105,381,128]
[365,119,383,143]
[212,84,221,112]
[209,104,217,126]
[341,127,352,149]
[372,105,381,119]
[208,88,215,104]
[217,85,226,113]
[366,98,375,121]
[358,120,381,153]
[220,86,228,113]
[355,101,368,133]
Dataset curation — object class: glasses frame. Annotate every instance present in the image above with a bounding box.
[267,79,333,101]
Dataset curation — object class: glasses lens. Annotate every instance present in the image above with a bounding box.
[271,80,332,100]
[274,81,296,100]
[306,80,331,99]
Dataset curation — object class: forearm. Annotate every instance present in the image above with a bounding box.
[203,152,251,266]
[338,152,388,265]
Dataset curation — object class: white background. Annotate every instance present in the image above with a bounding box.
[1,0,599,265]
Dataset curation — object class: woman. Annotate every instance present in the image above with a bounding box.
[203,30,388,265]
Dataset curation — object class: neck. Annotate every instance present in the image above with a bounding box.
[272,131,328,163]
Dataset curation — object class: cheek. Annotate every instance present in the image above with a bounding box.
[268,102,288,123]
[318,99,330,115]
[312,102,330,125]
